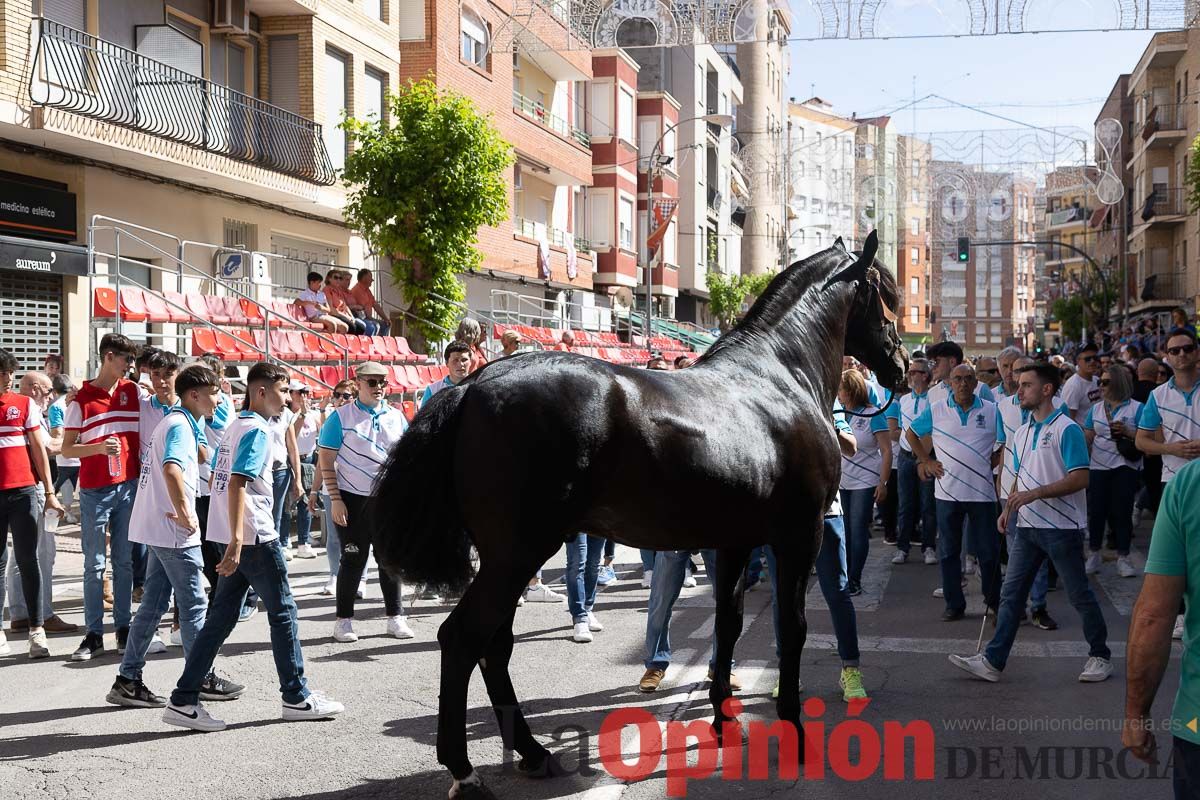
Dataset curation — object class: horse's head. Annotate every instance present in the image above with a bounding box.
[825,231,909,390]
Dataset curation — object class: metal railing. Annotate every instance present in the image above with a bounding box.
[514,216,589,250]
[1141,187,1187,218]
[512,91,590,146]
[1048,205,1088,226]
[533,0,568,23]
[31,19,336,185]
[1139,103,1188,140]
[1139,270,1188,302]
[490,288,620,333]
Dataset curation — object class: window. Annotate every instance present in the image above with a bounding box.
[662,126,676,163]
[589,196,612,247]
[796,127,805,141]
[796,161,805,178]
[811,198,822,213]
[795,196,806,211]
[797,230,805,244]
[814,232,822,246]
[617,89,634,142]
[461,8,488,68]
[638,119,657,168]
[399,0,425,39]
[910,252,919,270]
[364,0,382,21]
[590,84,612,137]
[910,306,919,325]
[619,197,634,249]
[814,164,822,180]
[909,217,919,235]
[323,47,349,170]
[911,159,920,178]
[910,188,920,203]
[363,66,386,121]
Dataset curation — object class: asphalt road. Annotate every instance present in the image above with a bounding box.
[0,521,1184,800]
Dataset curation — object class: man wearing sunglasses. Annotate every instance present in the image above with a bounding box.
[1061,343,1102,427]
[61,333,143,662]
[319,361,412,643]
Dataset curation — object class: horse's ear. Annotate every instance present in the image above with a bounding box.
[823,230,877,289]
[856,230,879,267]
[833,236,847,254]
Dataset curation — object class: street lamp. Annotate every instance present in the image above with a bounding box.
[643,112,733,347]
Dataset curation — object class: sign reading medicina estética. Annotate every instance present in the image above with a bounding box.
[0,176,77,242]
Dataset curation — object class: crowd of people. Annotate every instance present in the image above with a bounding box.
[2,307,1200,788]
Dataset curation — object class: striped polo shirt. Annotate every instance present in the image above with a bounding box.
[0,392,41,491]
[927,379,995,408]
[63,378,141,489]
[207,411,277,546]
[318,399,408,496]
[1011,406,1089,530]
[130,407,207,549]
[1084,399,1144,472]
[1138,378,1200,484]
[897,390,929,454]
[138,392,179,463]
[997,393,1066,500]
[838,405,889,491]
[909,394,1000,503]
[198,393,233,498]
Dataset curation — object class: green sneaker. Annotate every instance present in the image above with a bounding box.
[839,667,867,702]
[771,679,804,699]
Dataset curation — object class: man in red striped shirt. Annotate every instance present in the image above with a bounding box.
[0,349,61,659]
[61,333,142,662]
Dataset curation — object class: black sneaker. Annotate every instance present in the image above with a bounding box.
[106,675,166,708]
[847,581,863,596]
[1031,608,1059,631]
[883,535,899,546]
[70,632,105,662]
[116,626,129,654]
[199,671,246,701]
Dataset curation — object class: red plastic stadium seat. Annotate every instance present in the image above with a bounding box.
[394,337,418,363]
[331,334,352,358]
[415,365,433,384]
[283,331,307,361]
[402,365,423,389]
[221,296,250,326]
[212,330,246,361]
[161,291,193,323]
[320,366,344,388]
[92,288,117,319]
[493,324,507,339]
[268,331,296,360]
[389,365,411,391]
[267,300,290,328]
[186,295,212,324]
[367,335,389,360]
[191,327,218,356]
[204,295,232,325]
[232,330,260,358]
[375,336,400,361]
[401,400,416,422]
[140,291,172,323]
[118,288,149,322]
[435,365,449,380]
[317,333,342,361]
[240,298,266,327]
[347,336,369,361]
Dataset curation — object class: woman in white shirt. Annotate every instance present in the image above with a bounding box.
[1083,364,1144,579]
[837,370,892,597]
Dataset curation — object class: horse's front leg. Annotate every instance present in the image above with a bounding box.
[771,518,821,751]
[709,546,751,738]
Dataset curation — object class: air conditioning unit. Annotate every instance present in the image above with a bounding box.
[213,0,250,34]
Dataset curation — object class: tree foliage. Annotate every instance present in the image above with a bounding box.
[1052,296,1084,343]
[341,79,513,340]
[1187,134,1200,213]
[706,271,774,333]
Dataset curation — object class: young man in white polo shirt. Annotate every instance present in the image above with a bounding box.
[420,342,472,407]
[320,361,412,643]
[1061,343,1102,427]
[894,358,937,565]
[951,362,1112,683]
[107,365,243,707]
[163,363,343,732]
[906,363,1003,622]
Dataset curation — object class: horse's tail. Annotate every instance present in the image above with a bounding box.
[371,383,474,594]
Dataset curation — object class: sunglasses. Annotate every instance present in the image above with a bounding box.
[360,378,388,389]
[1079,355,1098,362]
[978,368,998,374]
[1167,344,1198,356]
[335,392,354,400]
[1098,379,1111,387]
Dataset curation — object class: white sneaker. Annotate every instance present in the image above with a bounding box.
[963,556,977,575]
[169,627,183,647]
[146,633,167,655]
[932,587,944,598]
[948,653,1001,682]
[295,544,318,559]
[516,594,526,607]
[320,577,336,596]
[572,622,593,643]
[641,569,653,589]
[283,546,293,562]
[1174,615,1186,640]
[387,615,414,639]
[1079,656,1113,683]
[332,618,358,643]
[682,573,697,588]
[892,551,908,565]
[924,549,938,565]
[524,583,565,603]
[28,629,49,659]
[282,692,344,721]
[357,578,367,600]
[1085,550,1102,575]
[163,702,226,732]
[587,611,604,632]
[0,630,11,656]
[1117,556,1138,578]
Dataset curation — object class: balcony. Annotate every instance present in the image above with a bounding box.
[30,20,336,185]
[1137,270,1188,306]
[1047,205,1088,228]
[512,92,590,147]
[1138,103,1188,148]
[1135,187,1188,227]
[513,216,585,250]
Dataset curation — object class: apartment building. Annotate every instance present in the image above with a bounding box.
[896,134,931,342]
[1123,29,1199,317]
[1,0,399,373]
[1042,166,1099,304]
[786,97,857,262]
[398,0,598,325]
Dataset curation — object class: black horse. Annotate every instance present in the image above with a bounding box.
[372,232,907,798]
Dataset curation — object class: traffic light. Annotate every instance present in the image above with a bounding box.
[957,237,970,262]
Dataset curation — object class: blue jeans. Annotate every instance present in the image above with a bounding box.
[170,540,309,706]
[896,450,936,553]
[747,546,765,584]
[936,499,1001,614]
[322,494,340,578]
[640,549,656,572]
[565,534,604,623]
[271,469,292,542]
[1087,466,1138,555]
[6,485,55,621]
[119,545,208,681]
[1004,511,1047,612]
[645,549,718,669]
[986,527,1110,670]
[840,487,875,587]
[80,480,137,636]
[281,456,314,547]
[766,517,860,665]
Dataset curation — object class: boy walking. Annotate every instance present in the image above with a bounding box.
[163,363,343,731]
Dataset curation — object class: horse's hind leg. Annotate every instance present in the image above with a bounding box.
[772,521,820,748]
[709,546,751,735]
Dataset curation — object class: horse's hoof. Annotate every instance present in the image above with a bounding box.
[517,752,567,779]
[448,779,499,800]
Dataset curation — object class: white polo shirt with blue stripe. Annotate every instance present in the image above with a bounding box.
[138,393,180,463]
[897,390,929,454]
[1011,406,1089,530]
[927,379,995,408]
[828,416,852,517]
[198,393,232,497]
[129,407,207,549]
[1085,399,1144,471]
[1138,378,1200,483]
[207,411,277,546]
[839,405,890,491]
[997,393,1066,500]
[909,394,1000,503]
[318,399,408,496]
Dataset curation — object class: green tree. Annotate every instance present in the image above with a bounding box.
[341,79,513,341]
[706,271,774,333]
[1052,296,1084,342]
[1187,134,1200,212]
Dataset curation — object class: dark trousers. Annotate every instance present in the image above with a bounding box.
[897,450,936,553]
[335,491,403,619]
[1174,736,1200,800]
[195,496,222,595]
[880,466,899,539]
[1087,466,1138,555]
[0,486,44,627]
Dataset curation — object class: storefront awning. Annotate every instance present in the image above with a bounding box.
[0,234,87,277]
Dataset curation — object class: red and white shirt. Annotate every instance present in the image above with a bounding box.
[0,392,41,491]
[65,378,141,489]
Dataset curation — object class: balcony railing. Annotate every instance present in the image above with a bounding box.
[1139,270,1188,302]
[30,20,336,185]
[513,92,590,147]
[1139,186,1187,219]
[1048,205,1088,226]
[514,216,588,251]
[534,0,568,23]
[1139,103,1188,140]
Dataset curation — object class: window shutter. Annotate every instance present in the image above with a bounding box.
[268,35,300,113]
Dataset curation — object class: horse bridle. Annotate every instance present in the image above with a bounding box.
[838,265,904,419]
